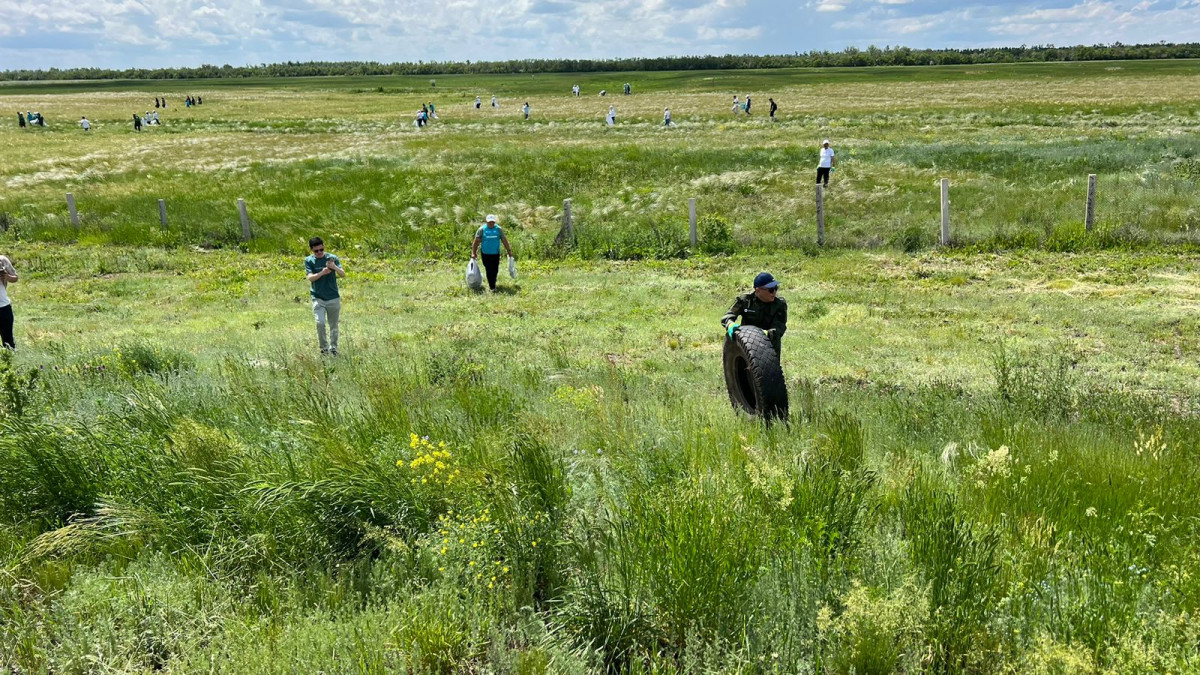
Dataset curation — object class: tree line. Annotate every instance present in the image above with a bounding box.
[3,43,1198,81]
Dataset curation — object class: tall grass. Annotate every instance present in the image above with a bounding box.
[4,329,1200,671]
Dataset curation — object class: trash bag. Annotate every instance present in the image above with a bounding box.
[508,256,517,279]
[466,259,483,290]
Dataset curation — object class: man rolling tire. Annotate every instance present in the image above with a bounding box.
[721,272,788,420]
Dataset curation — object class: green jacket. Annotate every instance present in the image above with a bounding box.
[722,292,788,353]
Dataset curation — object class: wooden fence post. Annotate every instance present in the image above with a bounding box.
[554,198,574,248]
[1084,174,1097,232]
[66,193,79,229]
[237,198,252,241]
[816,185,825,246]
[158,199,168,228]
[689,198,697,247]
[939,179,950,246]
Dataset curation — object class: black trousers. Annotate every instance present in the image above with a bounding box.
[0,304,14,349]
[481,253,501,290]
[817,167,831,186]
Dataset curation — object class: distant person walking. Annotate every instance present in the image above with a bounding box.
[0,254,19,350]
[732,96,741,115]
[428,101,437,119]
[624,82,631,95]
[744,94,752,115]
[573,84,580,96]
[17,112,25,129]
[155,97,160,108]
[475,96,482,109]
[471,214,514,291]
[663,108,671,126]
[305,236,345,355]
[491,95,498,108]
[523,102,530,120]
[817,139,836,187]
[769,98,777,121]
[133,113,142,131]
[79,117,91,131]
[607,105,616,127]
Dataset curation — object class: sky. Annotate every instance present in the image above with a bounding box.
[1,0,1198,71]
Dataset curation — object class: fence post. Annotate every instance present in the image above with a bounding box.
[816,185,825,246]
[66,193,79,229]
[158,199,168,228]
[554,198,574,248]
[689,198,697,247]
[939,178,950,246]
[237,198,252,241]
[1084,174,1096,232]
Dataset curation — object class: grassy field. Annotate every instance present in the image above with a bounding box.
[2,60,1199,256]
[3,62,1200,672]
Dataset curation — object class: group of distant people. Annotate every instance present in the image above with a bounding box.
[16,111,46,128]
[415,101,438,127]
[184,95,203,107]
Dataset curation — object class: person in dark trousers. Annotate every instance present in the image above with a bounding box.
[817,139,836,187]
[470,214,515,291]
[744,94,752,115]
[155,98,160,108]
[769,98,777,121]
[133,113,142,131]
[17,112,25,129]
[304,237,346,355]
[722,272,788,356]
[0,254,19,350]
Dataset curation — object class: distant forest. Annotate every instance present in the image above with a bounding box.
[2,43,1198,81]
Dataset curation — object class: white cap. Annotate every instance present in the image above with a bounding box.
[485,214,497,222]
[823,139,830,145]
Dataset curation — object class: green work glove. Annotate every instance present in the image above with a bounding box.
[830,166,836,173]
[726,323,740,340]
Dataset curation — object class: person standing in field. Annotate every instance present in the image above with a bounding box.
[428,101,437,119]
[573,84,580,96]
[17,112,25,129]
[817,139,836,188]
[607,105,616,126]
[744,94,752,115]
[769,98,777,121]
[0,254,19,350]
[722,272,787,356]
[491,95,498,108]
[304,237,345,356]
[471,214,515,292]
[663,108,671,126]
[475,96,482,109]
[133,113,142,131]
[523,102,530,120]
[732,96,741,116]
[79,117,91,131]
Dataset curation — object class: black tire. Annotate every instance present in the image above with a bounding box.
[723,328,788,421]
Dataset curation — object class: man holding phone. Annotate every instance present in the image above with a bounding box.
[304,237,346,355]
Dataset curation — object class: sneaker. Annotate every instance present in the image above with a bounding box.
[330,348,338,356]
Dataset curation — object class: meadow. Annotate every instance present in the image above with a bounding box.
[2,62,1200,672]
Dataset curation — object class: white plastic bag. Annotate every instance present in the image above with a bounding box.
[465,259,483,289]
[508,256,517,279]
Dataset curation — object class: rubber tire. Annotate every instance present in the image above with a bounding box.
[723,328,788,421]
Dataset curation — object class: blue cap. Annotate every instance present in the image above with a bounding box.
[753,272,779,289]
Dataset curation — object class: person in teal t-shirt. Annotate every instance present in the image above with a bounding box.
[470,214,514,291]
[304,236,346,355]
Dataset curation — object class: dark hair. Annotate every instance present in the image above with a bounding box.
[309,236,324,248]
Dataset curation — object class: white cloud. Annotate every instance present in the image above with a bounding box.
[816,0,848,11]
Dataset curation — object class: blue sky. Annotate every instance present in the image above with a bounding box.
[1,0,1197,71]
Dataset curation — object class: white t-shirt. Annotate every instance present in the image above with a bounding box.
[0,256,15,308]
[80,119,90,130]
[819,147,835,168]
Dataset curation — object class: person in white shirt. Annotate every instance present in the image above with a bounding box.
[475,96,481,109]
[732,96,741,115]
[79,117,90,131]
[572,84,580,97]
[152,111,160,125]
[523,102,530,120]
[0,255,18,349]
[663,108,671,126]
[817,139,836,187]
[491,96,498,108]
[606,105,616,127]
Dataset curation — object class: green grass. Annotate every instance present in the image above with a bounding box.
[2,60,1198,256]
[2,244,1200,670]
